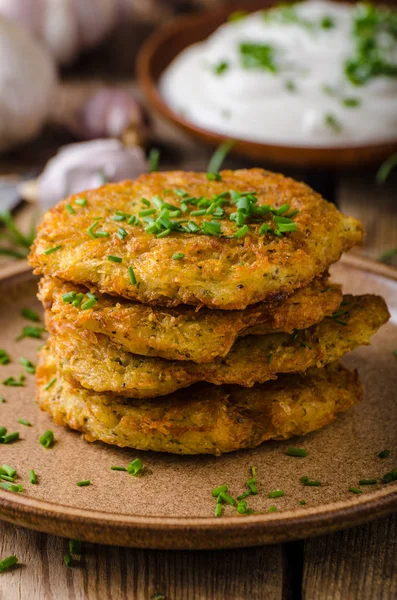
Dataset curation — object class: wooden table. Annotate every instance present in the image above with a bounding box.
[0,19,396,594]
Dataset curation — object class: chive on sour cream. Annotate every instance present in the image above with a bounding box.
[160,1,397,147]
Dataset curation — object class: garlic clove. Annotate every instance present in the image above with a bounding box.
[72,88,150,146]
[36,139,147,211]
[0,16,57,151]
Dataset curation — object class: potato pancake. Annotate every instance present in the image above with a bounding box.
[47,294,389,398]
[37,347,362,455]
[29,169,363,309]
[40,275,342,363]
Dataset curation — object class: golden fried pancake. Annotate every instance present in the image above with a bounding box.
[29,169,363,309]
[40,275,342,363]
[48,294,389,398]
[37,347,362,455]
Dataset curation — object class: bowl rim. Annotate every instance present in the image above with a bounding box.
[136,1,397,168]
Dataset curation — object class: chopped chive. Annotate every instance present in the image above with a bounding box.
[172,252,184,260]
[117,228,128,242]
[76,480,91,487]
[149,148,160,172]
[286,447,307,458]
[349,487,363,494]
[174,188,188,197]
[237,491,252,501]
[237,500,248,514]
[0,482,23,492]
[64,553,73,567]
[18,357,36,374]
[0,475,15,483]
[213,61,229,76]
[218,492,236,506]
[235,225,249,238]
[16,325,45,341]
[259,223,271,235]
[343,97,361,108]
[3,375,25,387]
[212,484,229,497]
[0,465,16,478]
[267,505,278,513]
[359,479,377,485]
[87,221,99,238]
[378,449,390,459]
[207,140,234,177]
[110,466,127,471]
[72,293,84,308]
[21,308,40,322]
[128,266,137,285]
[29,469,38,484]
[190,209,207,216]
[376,153,397,184]
[62,291,76,304]
[206,172,221,181]
[17,419,31,427]
[39,430,54,448]
[267,353,273,364]
[139,209,156,217]
[0,349,11,365]
[69,539,81,555]
[299,500,306,505]
[141,198,151,207]
[0,556,18,572]
[65,204,75,215]
[43,245,62,255]
[81,297,97,310]
[186,222,201,233]
[156,228,171,238]
[87,221,109,238]
[300,476,321,487]
[44,378,57,391]
[127,458,143,476]
[382,468,397,484]
[325,113,342,133]
[215,502,223,517]
[0,428,6,437]
[202,221,221,236]
[278,222,297,233]
[75,197,87,206]
[107,255,122,263]
[268,489,284,498]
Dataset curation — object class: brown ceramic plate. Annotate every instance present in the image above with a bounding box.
[0,256,396,549]
[137,0,397,169]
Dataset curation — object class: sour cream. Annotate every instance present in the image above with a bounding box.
[160,1,397,147]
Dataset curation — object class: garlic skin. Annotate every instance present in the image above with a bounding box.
[0,0,118,64]
[73,88,150,146]
[37,139,147,211]
[0,16,56,151]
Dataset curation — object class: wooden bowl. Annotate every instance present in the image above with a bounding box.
[137,1,397,169]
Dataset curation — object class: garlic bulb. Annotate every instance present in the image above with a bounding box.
[0,0,118,64]
[72,88,150,146]
[37,139,147,210]
[0,16,56,151]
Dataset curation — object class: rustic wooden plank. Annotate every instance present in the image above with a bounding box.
[302,513,397,600]
[337,171,397,265]
[0,521,285,600]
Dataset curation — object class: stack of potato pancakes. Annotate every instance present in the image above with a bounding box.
[29,169,389,455]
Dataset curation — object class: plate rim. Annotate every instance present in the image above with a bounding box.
[0,256,396,549]
[136,1,397,169]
